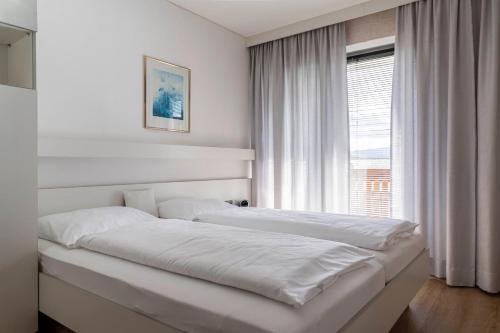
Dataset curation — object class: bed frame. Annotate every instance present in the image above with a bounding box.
[38,178,429,333]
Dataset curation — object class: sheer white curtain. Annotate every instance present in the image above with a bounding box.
[250,24,349,213]
[392,0,500,292]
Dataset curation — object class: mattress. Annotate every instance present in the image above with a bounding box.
[367,232,425,282]
[39,239,385,333]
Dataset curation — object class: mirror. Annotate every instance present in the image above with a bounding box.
[0,23,34,89]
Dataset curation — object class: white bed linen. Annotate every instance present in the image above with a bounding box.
[367,233,425,282]
[39,206,156,248]
[76,220,374,306]
[195,208,417,250]
[39,239,385,333]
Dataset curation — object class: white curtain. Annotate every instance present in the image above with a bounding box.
[392,0,500,292]
[250,24,349,213]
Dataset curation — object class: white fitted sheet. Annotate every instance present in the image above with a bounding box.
[368,232,425,282]
[39,239,385,333]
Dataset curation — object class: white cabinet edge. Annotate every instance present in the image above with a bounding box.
[38,137,255,161]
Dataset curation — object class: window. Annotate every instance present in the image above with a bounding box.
[347,49,394,217]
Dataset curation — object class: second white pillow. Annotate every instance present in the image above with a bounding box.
[123,189,159,217]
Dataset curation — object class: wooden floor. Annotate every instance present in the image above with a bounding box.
[391,278,500,333]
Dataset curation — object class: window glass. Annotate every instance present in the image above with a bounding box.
[347,49,394,217]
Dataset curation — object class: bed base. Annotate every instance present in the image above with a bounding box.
[339,249,428,333]
[39,249,429,333]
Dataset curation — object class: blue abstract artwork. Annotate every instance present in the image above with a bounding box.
[145,56,190,132]
[152,69,184,120]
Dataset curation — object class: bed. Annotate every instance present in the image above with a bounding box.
[39,238,386,333]
[158,197,425,284]
[38,179,429,333]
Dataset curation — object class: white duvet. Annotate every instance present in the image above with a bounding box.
[195,208,418,250]
[75,219,374,306]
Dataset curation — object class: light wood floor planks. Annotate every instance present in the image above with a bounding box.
[391,278,500,333]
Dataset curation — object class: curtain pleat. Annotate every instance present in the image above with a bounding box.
[445,0,477,286]
[250,24,349,213]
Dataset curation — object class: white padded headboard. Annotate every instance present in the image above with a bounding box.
[38,178,251,216]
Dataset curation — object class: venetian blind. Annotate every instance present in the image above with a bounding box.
[347,50,394,217]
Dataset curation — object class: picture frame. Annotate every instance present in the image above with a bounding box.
[143,55,190,132]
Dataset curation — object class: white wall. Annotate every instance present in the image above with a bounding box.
[0,45,7,84]
[7,34,33,89]
[37,0,251,187]
[37,0,250,149]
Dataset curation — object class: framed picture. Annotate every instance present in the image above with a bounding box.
[144,55,190,132]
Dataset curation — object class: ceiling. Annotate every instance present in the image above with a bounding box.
[168,0,372,37]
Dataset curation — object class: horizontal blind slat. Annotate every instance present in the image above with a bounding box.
[347,51,394,218]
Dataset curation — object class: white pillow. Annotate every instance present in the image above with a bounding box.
[158,198,233,220]
[123,189,158,217]
[39,206,156,248]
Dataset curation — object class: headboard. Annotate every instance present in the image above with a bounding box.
[38,178,251,216]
